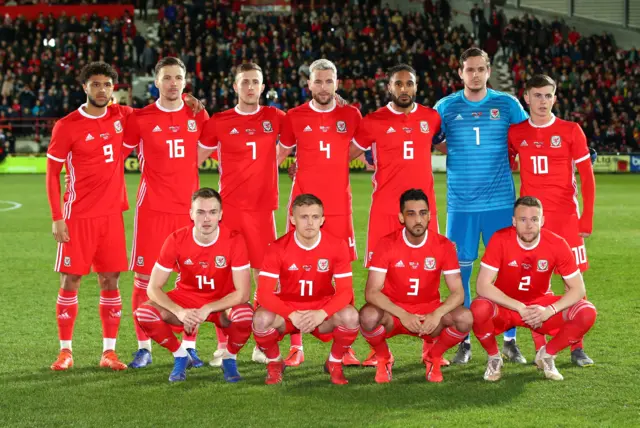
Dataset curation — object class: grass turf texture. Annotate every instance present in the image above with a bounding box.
[0,173,639,427]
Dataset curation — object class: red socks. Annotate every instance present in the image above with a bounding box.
[132,277,150,341]
[470,298,500,355]
[224,305,254,355]
[135,304,181,353]
[252,327,281,359]
[330,326,359,360]
[56,289,78,348]
[429,327,467,359]
[361,325,391,360]
[546,301,597,355]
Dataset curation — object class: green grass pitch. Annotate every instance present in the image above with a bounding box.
[0,173,639,427]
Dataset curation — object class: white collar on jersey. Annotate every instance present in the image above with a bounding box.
[294,230,322,251]
[386,102,418,115]
[309,99,336,113]
[155,99,185,112]
[77,103,108,119]
[528,114,556,128]
[516,233,540,251]
[234,105,261,115]
[403,228,428,248]
[192,226,219,247]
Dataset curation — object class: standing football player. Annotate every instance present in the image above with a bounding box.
[123,57,210,368]
[508,74,596,366]
[276,59,362,367]
[433,48,529,364]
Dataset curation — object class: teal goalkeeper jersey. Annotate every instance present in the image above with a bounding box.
[434,89,529,212]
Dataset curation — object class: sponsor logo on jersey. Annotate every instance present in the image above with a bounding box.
[303,125,312,132]
[336,121,347,133]
[317,258,329,272]
[230,128,239,135]
[320,126,330,133]
[199,261,209,268]
[424,257,436,270]
[454,114,464,121]
[403,127,412,134]
[184,258,193,265]
[386,127,396,134]
[521,263,531,270]
[288,264,298,271]
[534,141,543,148]
[187,120,197,132]
[303,265,312,271]
[215,256,227,268]
[169,125,180,133]
[551,136,561,148]
[509,260,518,267]
[395,260,405,268]
[472,112,482,118]
[136,256,144,266]
[409,261,419,269]
[114,120,123,133]
[490,109,500,120]
[420,121,429,133]
[246,128,256,135]
[152,125,162,133]
[100,133,110,140]
[85,134,94,141]
[537,260,549,272]
[263,121,273,133]
[520,140,528,147]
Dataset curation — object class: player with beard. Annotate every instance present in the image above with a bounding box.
[360,189,471,383]
[47,62,132,371]
[275,59,362,367]
[471,196,597,382]
[432,48,529,364]
[349,64,445,367]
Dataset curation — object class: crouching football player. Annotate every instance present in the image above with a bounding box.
[134,188,254,382]
[472,196,597,381]
[252,194,359,385]
[360,189,472,383]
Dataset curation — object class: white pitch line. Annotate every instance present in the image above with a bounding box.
[0,201,22,212]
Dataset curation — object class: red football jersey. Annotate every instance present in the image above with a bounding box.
[259,230,352,303]
[155,224,250,298]
[481,227,580,304]
[508,115,591,215]
[200,106,285,211]
[353,103,441,215]
[279,101,362,215]
[123,101,209,214]
[47,104,133,219]
[369,229,460,313]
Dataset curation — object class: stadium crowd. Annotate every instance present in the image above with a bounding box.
[0,0,637,154]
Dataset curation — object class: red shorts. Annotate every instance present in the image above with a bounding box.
[387,300,441,340]
[167,289,253,327]
[279,296,338,342]
[130,207,192,275]
[221,206,276,269]
[55,213,128,275]
[365,210,439,267]
[475,295,595,336]
[287,213,357,261]
[543,213,588,271]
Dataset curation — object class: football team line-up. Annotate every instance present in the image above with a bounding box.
[46,47,598,384]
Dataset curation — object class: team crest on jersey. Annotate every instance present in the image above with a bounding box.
[215,256,227,268]
[490,109,500,120]
[317,258,329,272]
[336,121,347,133]
[64,256,71,267]
[424,257,436,271]
[262,121,273,133]
[537,260,549,272]
[551,136,561,148]
[199,261,209,268]
[410,261,419,270]
[420,121,429,133]
[114,120,123,133]
[188,120,197,132]
[136,256,144,267]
